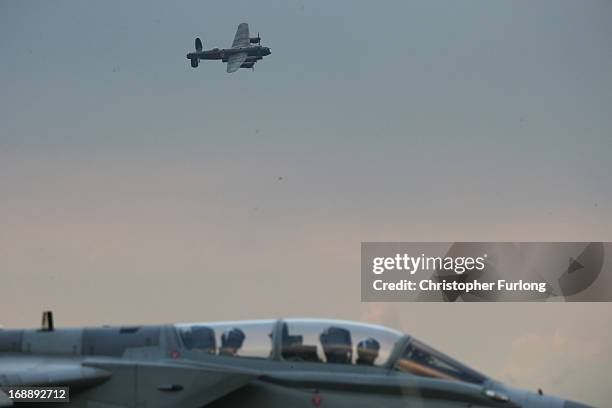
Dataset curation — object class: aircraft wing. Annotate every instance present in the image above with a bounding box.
[231,23,250,48]
[108,359,260,407]
[0,354,261,407]
[226,52,248,73]
[0,355,111,406]
[0,356,111,389]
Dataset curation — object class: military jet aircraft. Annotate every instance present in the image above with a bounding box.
[186,23,271,73]
[0,312,592,407]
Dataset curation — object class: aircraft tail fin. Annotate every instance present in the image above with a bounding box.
[190,38,202,68]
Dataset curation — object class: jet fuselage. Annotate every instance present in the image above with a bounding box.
[0,318,591,408]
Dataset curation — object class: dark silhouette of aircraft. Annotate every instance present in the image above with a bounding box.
[186,23,271,72]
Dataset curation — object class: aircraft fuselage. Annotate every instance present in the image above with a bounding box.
[186,46,271,62]
[0,317,586,408]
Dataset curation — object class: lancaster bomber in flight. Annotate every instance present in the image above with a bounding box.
[0,312,592,407]
[186,23,271,73]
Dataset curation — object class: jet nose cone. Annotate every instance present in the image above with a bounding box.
[563,400,594,408]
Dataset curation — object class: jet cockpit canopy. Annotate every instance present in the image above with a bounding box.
[175,318,402,366]
[175,318,487,385]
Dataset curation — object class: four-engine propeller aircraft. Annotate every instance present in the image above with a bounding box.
[0,312,592,407]
[186,23,271,73]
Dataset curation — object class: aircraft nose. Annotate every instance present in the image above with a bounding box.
[523,390,594,408]
[563,400,594,408]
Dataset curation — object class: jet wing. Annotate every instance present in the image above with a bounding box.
[226,52,248,73]
[231,23,250,48]
[0,356,111,389]
[127,360,259,407]
[0,355,261,407]
[0,355,111,405]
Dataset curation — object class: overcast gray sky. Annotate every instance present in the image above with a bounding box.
[1,0,612,405]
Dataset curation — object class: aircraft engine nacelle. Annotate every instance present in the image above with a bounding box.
[240,62,255,69]
[244,56,262,63]
[249,37,261,44]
